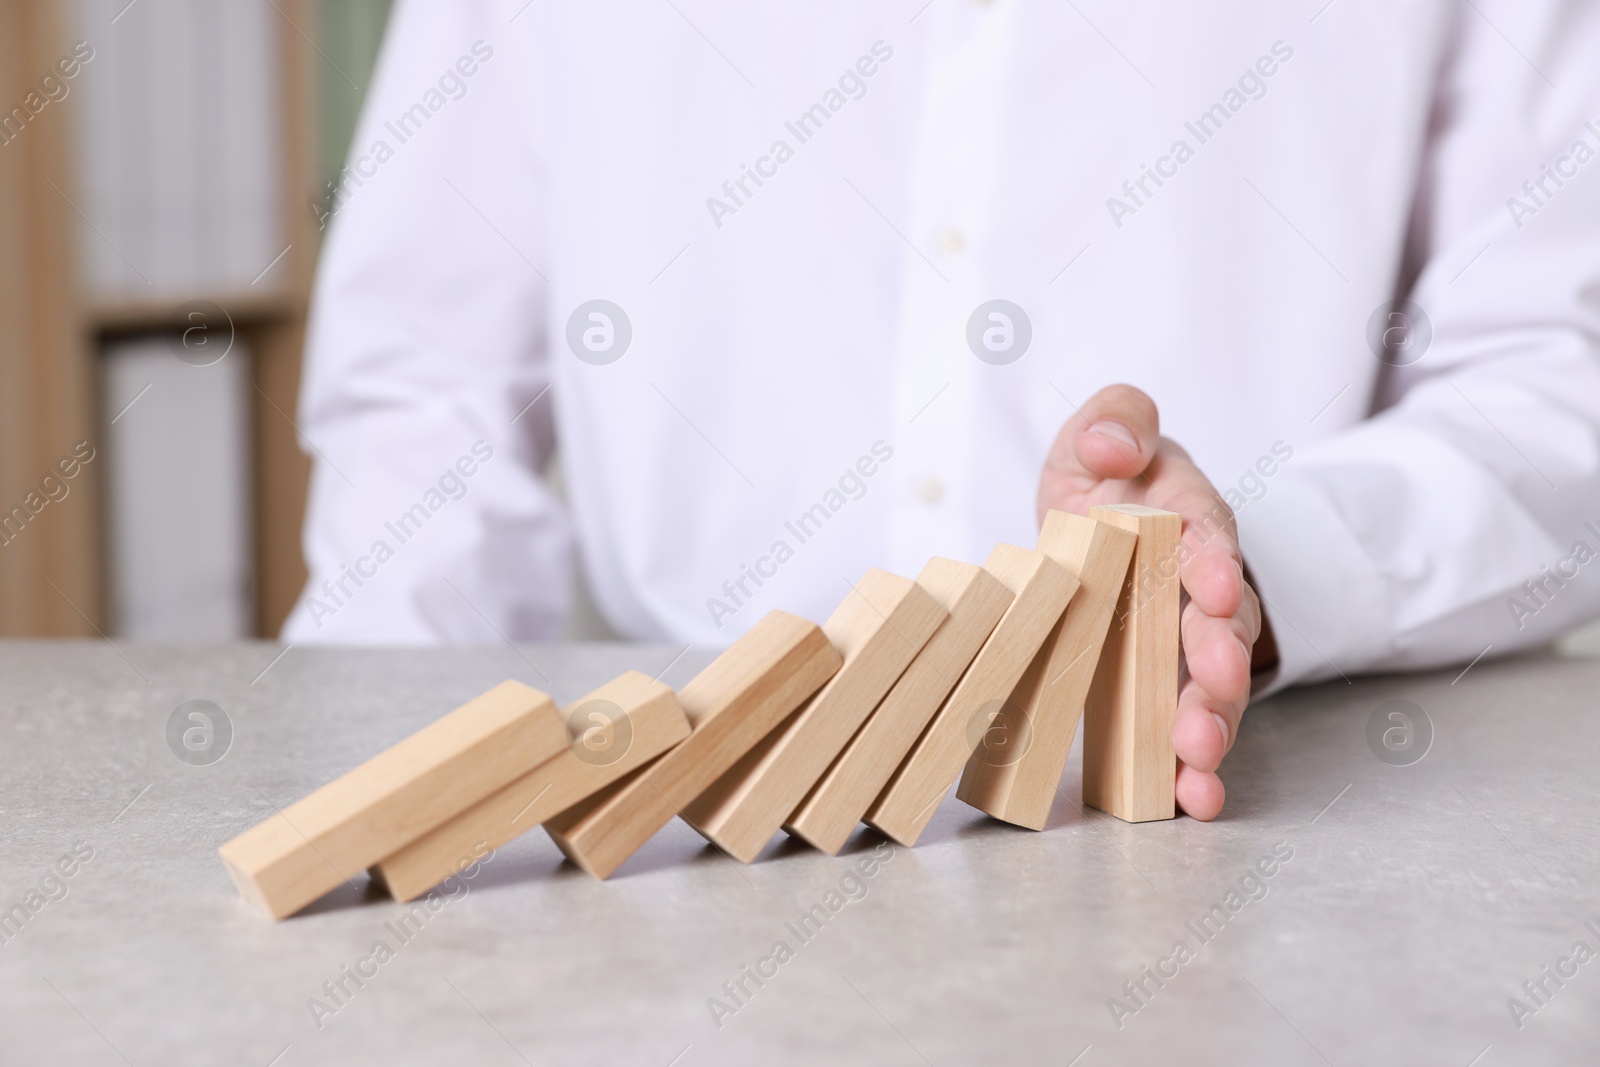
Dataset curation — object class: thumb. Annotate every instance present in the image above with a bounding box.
[1047,383,1161,482]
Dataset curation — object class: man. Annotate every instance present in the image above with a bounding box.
[285,0,1600,820]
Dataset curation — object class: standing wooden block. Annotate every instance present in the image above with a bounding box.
[784,559,1012,854]
[1081,504,1182,822]
[865,545,1078,846]
[217,681,565,920]
[681,570,947,863]
[543,611,840,879]
[370,671,690,901]
[956,511,1137,829]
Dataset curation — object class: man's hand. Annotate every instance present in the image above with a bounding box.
[1038,384,1268,821]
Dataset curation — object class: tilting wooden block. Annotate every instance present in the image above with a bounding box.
[544,611,840,879]
[681,570,946,863]
[1081,504,1182,822]
[218,681,565,919]
[956,511,1136,829]
[784,559,1012,854]
[370,671,690,901]
[865,545,1077,845]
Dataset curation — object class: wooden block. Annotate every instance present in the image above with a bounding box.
[956,511,1137,829]
[543,611,840,879]
[1081,504,1182,822]
[369,671,690,901]
[784,559,1013,854]
[218,681,565,919]
[681,570,947,863]
[865,545,1077,846]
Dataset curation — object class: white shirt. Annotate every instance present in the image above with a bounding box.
[284,0,1600,695]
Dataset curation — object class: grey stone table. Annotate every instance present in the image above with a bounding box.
[2,641,1598,1066]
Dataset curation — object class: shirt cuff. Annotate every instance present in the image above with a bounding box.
[1235,472,1392,699]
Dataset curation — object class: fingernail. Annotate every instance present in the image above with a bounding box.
[1211,712,1229,750]
[1089,420,1139,452]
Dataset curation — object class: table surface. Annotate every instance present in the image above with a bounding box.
[2,640,1598,1066]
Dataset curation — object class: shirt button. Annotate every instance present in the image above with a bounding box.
[937,229,966,255]
[918,477,946,505]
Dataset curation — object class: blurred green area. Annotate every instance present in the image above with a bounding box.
[315,0,393,198]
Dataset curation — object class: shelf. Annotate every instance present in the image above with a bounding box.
[88,290,301,335]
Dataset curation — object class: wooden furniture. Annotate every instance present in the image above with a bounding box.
[0,0,101,637]
[0,0,391,638]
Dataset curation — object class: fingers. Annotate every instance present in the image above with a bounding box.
[1180,596,1257,704]
[1171,580,1264,819]
[1031,384,1260,825]
[1172,677,1243,775]
[1151,452,1245,620]
[1173,585,1259,764]
[1176,764,1226,822]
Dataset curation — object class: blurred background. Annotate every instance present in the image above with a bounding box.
[0,0,394,642]
[4,0,1595,653]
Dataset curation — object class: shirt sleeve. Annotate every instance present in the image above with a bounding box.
[1240,0,1600,694]
[281,0,572,644]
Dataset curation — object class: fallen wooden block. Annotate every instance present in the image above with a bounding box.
[544,611,840,879]
[369,671,690,901]
[956,511,1137,829]
[784,559,1012,854]
[1081,503,1182,822]
[218,680,565,920]
[865,544,1077,846]
[681,570,946,863]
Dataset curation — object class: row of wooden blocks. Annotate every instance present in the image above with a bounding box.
[220,505,1181,919]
